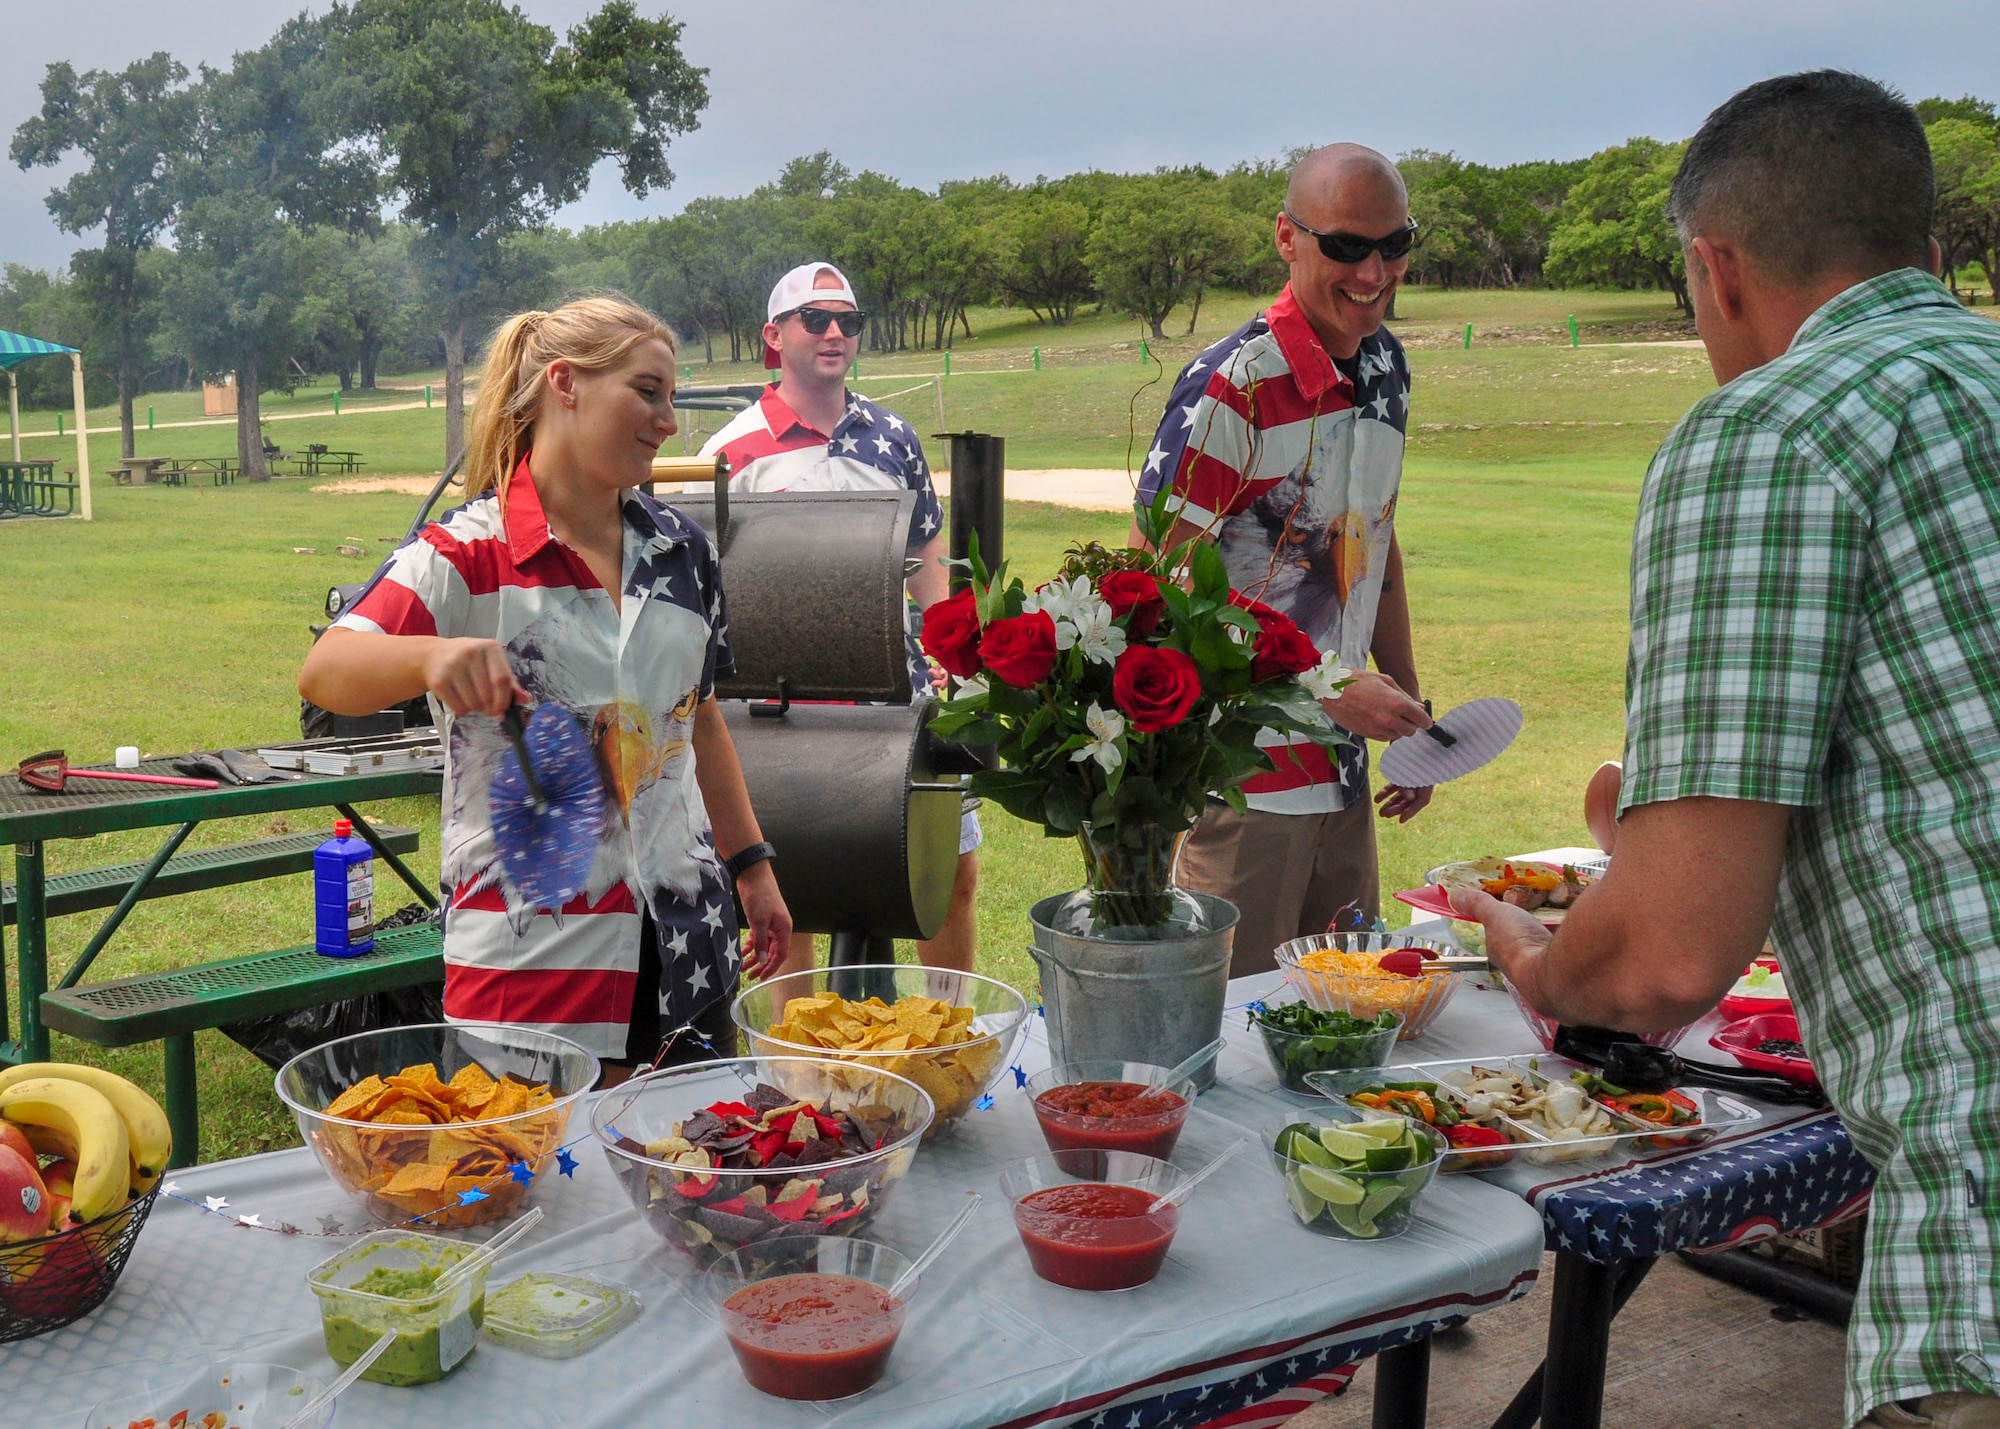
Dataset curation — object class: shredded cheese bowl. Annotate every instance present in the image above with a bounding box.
[1272,934,1463,1040]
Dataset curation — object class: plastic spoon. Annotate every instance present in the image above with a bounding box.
[278,1328,395,1428]
[886,1192,982,1302]
[1151,1135,1248,1211]
[433,1205,544,1297]
[1161,1036,1226,1086]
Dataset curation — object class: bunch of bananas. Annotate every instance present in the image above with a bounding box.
[0,1064,172,1232]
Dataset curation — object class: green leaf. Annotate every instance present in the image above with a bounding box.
[1189,540,1230,601]
[1043,781,1088,834]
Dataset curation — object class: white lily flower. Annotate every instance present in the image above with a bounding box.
[1208,704,1225,727]
[1067,596,1127,665]
[1024,575,1091,627]
[1070,702,1126,770]
[1299,652,1356,701]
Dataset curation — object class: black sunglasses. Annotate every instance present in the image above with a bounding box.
[786,306,868,337]
[1283,211,1420,265]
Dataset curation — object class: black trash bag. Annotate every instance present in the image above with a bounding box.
[219,903,444,1071]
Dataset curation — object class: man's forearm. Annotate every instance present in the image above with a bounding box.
[909,534,948,609]
[1370,535,1419,698]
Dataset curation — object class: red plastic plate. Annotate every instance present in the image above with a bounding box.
[1393,884,1564,930]
[1710,1011,1817,1087]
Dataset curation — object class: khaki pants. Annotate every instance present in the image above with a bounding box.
[1175,796,1379,977]
[1864,1396,2000,1428]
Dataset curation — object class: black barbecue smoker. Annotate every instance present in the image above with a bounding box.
[650,433,1004,969]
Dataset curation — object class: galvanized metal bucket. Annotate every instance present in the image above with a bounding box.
[1027,892,1238,1089]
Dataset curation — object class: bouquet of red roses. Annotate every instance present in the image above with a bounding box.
[924,508,1351,932]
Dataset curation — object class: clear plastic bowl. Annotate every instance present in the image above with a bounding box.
[275,1022,600,1228]
[1500,974,1695,1053]
[1273,933,1463,1039]
[998,1149,1191,1291]
[704,1235,913,1400]
[1247,997,1402,1093]
[592,1056,934,1274]
[84,1362,331,1429]
[733,965,1027,1134]
[1262,1107,1446,1241]
[307,1228,490,1385]
[1024,1061,1195,1161]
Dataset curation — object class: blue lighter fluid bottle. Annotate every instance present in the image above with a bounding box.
[314,818,375,957]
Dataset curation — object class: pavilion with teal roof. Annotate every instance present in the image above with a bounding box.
[0,327,92,519]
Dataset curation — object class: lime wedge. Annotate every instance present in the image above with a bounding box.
[1359,1181,1407,1225]
[1272,1123,1317,1160]
[1297,1165,1366,1205]
[1347,1118,1410,1145]
[1316,1127,1377,1163]
[1363,1142,1415,1172]
[1285,1175,1326,1224]
[1289,1134,1335,1168]
[1328,1198,1380,1238]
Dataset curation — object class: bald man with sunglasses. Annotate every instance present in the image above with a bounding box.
[1135,144,1437,975]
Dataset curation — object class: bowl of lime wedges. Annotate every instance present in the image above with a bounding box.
[1263,1108,1445,1240]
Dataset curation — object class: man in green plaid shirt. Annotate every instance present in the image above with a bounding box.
[1456,73,2000,1428]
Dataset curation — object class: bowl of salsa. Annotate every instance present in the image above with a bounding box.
[703,1235,913,1400]
[998,1149,1191,1292]
[1025,1061,1195,1161]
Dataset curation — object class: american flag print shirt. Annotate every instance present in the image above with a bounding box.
[1137,285,1412,814]
[335,460,740,1057]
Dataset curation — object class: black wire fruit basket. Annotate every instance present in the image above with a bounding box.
[0,1187,158,1341]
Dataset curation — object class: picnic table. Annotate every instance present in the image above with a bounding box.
[0,458,75,515]
[0,752,443,1163]
[297,446,364,476]
[7,999,1547,1429]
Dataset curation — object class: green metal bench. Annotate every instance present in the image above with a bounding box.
[2,825,419,927]
[39,922,446,1167]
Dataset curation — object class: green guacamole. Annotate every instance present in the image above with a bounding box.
[323,1293,485,1386]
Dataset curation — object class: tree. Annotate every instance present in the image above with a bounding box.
[1002,190,1096,325]
[1928,119,2000,302]
[324,0,708,465]
[1087,173,1238,339]
[1544,138,1689,312]
[1915,95,1998,133]
[161,15,375,479]
[302,228,416,388]
[11,53,192,458]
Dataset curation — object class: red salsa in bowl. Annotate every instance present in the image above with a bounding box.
[703,1235,917,1400]
[999,1150,1193,1292]
[1025,1061,1195,1161]
[721,1273,905,1400]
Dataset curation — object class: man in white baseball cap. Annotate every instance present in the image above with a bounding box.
[702,262,982,977]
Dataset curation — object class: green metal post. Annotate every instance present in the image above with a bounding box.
[943,352,951,377]
[1033,347,1041,370]
[56,413,63,437]
[1569,314,1579,348]
[1140,339,1149,365]
[164,1032,199,1169]
[1463,323,1473,350]
[425,384,432,408]
[333,391,341,416]
[147,406,154,430]
[15,842,48,1062]
[683,364,693,382]
[767,369,778,382]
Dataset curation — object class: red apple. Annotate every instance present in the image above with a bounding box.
[0,1225,105,1318]
[0,1145,50,1244]
[39,1158,77,1231]
[0,1122,34,1167]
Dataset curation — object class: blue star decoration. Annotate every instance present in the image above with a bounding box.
[974,1094,995,1111]
[457,1187,490,1207]
[1011,1066,1029,1089]
[557,1148,579,1178]
[508,1159,536,1186]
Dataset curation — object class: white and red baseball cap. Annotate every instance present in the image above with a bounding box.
[762,262,858,369]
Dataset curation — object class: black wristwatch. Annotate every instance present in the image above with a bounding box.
[723,841,777,880]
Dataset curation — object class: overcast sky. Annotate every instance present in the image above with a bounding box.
[4,0,1993,271]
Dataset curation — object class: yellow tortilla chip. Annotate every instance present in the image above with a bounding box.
[384,1162,452,1195]
[484,1081,531,1120]
[327,1075,387,1120]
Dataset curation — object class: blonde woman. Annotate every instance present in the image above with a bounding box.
[300,296,790,1082]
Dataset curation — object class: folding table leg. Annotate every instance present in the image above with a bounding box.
[16,842,49,1061]
[1372,1335,1431,1429]
[1490,1256,1655,1429]
[164,1032,200,1169]
[1539,1252,1647,1429]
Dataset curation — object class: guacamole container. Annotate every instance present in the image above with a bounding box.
[307,1230,489,1386]
[483,1271,640,1359]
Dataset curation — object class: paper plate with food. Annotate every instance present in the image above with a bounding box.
[1396,858,1598,927]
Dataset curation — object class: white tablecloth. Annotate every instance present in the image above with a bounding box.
[8,981,1546,1429]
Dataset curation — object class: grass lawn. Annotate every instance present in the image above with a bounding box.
[0,286,1705,1164]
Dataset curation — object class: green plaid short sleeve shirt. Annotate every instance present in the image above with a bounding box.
[1620,269,2000,1425]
